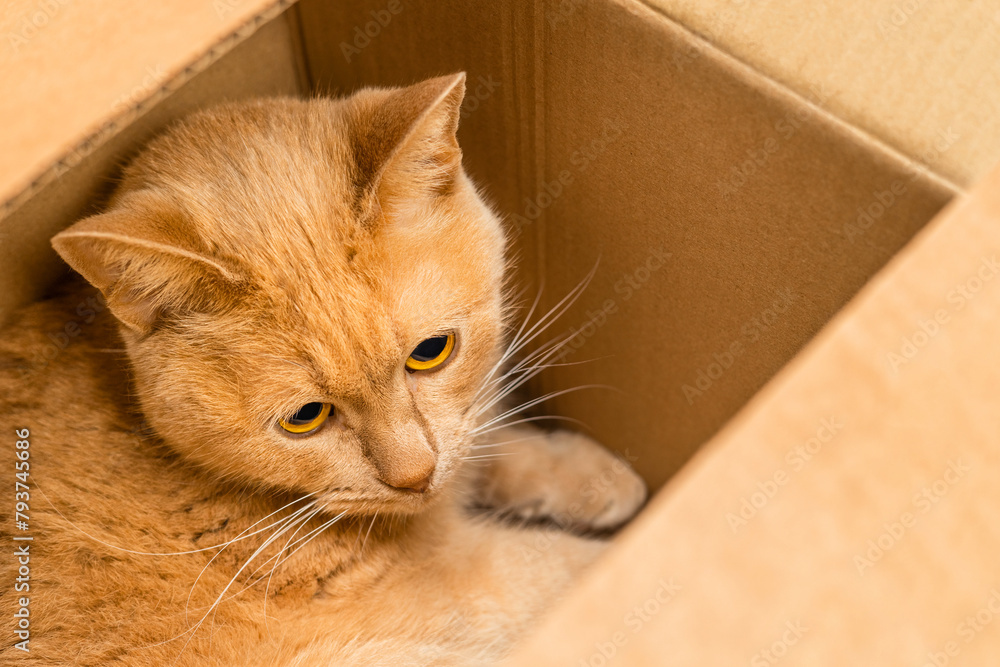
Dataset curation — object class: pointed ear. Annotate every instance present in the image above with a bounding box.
[350,72,467,218]
[51,200,242,334]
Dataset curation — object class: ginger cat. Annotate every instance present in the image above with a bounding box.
[0,73,645,665]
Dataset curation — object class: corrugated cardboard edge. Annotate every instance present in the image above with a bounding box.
[629,0,963,196]
[0,0,295,220]
[641,0,1000,188]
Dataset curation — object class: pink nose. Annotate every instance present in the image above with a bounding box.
[390,471,432,493]
[363,420,436,494]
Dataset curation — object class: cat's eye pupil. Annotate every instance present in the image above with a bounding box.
[405,333,455,372]
[278,402,332,435]
[289,402,323,424]
[411,336,448,362]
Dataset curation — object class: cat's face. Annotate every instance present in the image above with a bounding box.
[53,74,509,515]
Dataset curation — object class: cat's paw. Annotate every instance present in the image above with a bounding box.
[471,427,647,532]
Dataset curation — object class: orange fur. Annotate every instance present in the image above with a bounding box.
[0,74,644,665]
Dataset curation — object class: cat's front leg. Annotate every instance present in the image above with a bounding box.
[467,424,647,531]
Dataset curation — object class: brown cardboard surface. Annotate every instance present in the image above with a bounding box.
[646,0,1000,189]
[509,162,1000,665]
[0,4,304,323]
[530,0,957,490]
[0,0,290,210]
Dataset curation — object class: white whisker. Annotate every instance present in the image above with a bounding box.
[473,334,592,417]
[174,505,320,662]
[469,435,541,449]
[479,284,544,392]
[461,453,515,461]
[495,261,598,370]
[471,261,599,409]
[472,414,589,437]
[247,509,340,584]
[260,505,325,634]
[360,512,379,557]
[184,500,318,624]
[472,384,610,434]
[263,510,349,576]
[31,477,314,557]
[472,332,574,410]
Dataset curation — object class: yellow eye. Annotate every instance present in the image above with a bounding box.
[405,334,455,372]
[279,402,331,434]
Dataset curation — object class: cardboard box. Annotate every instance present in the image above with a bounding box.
[3,0,998,663]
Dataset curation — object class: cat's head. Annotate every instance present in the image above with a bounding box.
[52,74,509,515]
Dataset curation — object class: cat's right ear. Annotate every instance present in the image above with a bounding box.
[52,200,242,334]
[349,73,467,221]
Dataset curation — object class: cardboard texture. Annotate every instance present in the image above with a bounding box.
[0,0,305,322]
[647,0,1000,189]
[0,0,292,206]
[510,159,1000,667]
[2,0,997,662]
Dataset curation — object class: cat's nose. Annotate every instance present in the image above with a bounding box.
[372,439,436,493]
[361,417,436,493]
[390,470,433,494]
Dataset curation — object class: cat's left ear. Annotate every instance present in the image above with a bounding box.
[52,195,243,334]
[351,72,467,216]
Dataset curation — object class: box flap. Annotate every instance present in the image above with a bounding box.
[645,0,1000,188]
[0,0,291,214]
[510,161,1000,665]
